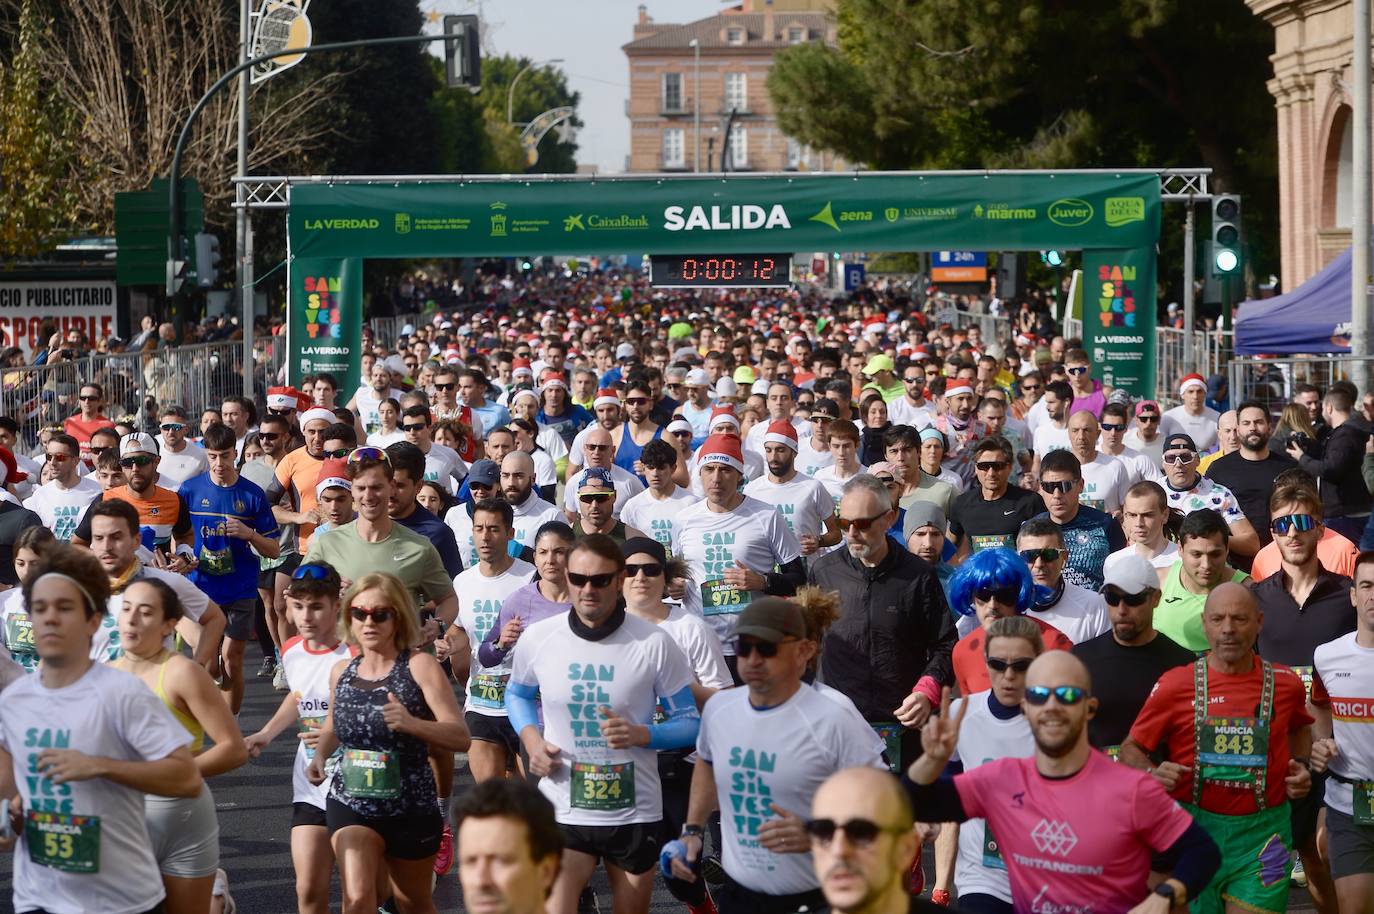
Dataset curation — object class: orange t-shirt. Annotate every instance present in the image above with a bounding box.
[1250,527,1358,581]
[272,448,324,548]
[953,617,1074,696]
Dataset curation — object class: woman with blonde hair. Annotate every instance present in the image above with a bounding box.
[306,571,469,914]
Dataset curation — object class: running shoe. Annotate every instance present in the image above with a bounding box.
[701,854,726,885]
[214,868,236,914]
[272,663,288,692]
[577,887,600,914]
[930,889,952,907]
[257,655,275,677]
[434,823,455,875]
[1290,855,1307,887]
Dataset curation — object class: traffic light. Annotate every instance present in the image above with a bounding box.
[443,15,481,91]
[997,252,1025,300]
[1041,250,1065,267]
[1211,194,1242,277]
[193,232,221,289]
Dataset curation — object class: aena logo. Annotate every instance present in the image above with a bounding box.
[663,204,791,231]
[1047,198,1093,227]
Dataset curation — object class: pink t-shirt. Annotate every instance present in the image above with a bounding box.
[954,750,1193,912]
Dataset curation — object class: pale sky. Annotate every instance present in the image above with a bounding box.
[422,0,728,173]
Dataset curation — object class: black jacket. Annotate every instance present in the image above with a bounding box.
[1299,416,1372,519]
[809,545,956,722]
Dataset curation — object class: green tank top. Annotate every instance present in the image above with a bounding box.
[1155,562,1247,653]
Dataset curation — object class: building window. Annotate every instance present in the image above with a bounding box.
[726,27,745,45]
[662,128,685,169]
[727,127,748,169]
[786,138,810,170]
[724,72,747,111]
[663,72,682,112]
[787,26,805,43]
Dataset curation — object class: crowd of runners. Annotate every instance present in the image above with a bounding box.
[0,267,1372,914]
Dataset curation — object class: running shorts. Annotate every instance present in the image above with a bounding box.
[559,820,664,874]
[222,598,257,642]
[1183,801,1291,914]
[145,786,220,878]
[326,797,443,860]
[466,709,519,755]
[1325,805,1374,880]
[292,801,327,829]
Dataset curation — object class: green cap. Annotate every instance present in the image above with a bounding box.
[735,597,806,643]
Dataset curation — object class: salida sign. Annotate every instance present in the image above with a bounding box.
[0,281,117,355]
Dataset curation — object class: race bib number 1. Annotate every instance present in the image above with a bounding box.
[25,811,100,874]
[571,761,635,811]
[700,580,751,616]
[341,749,401,799]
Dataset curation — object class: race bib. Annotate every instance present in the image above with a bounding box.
[571,761,635,811]
[25,811,100,873]
[1292,665,1314,700]
[199,542,235,576]
[469,672,509,710]
[969,534,1012,554]
[1354,782,1374,826]
[981,823,1006,870]
[1104,745,1122,762]
[4,613,34,654]
[701,579,752,616]
[341,749,400,799]
[871,722,903,774]
[1199,717,1268,770]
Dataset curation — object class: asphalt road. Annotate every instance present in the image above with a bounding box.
[0,658,1322,913]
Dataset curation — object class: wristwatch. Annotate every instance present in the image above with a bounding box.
[1153,883,1176,905]
[680,824,706,840]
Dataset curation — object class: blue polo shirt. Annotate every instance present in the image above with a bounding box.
[182,472,279,605]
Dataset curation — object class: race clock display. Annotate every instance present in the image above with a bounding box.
[649,254,792,288]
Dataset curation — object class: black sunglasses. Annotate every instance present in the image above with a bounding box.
[975,461,1008,472]
[402,423,429,432]
[736,637,798,658]
[1103,588,1153,607]
[119,455,155,468]
[434,383,455,391]
[804,817,902,847]
[323,447,351,459]
[1040,479,1075,494]
[1019,548,1064,564]
[567,571,617,588]
[624,564,663,578]
[349,606,394,624]
[974,586,1020,605]
[985,657,1034,674]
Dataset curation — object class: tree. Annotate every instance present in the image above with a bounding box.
[476,56,582,173]
[0,0,77,258]
[768,0,1280,275]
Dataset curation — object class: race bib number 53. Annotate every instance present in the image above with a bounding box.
[25,811,100,873]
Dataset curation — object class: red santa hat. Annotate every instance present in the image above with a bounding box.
[1178,373,1206,395]
[698,434,745,474]
[709,405,740,431]
[594,389,621,410]
[266,386,299,412]
[762,420,799,452]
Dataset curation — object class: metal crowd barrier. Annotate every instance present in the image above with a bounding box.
[1228,354,1374,416]
[1064,318,1231,407]
[932,306,1013,343]
[0,340,285,458]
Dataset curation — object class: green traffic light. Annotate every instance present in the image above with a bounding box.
[1215,249,1239,274]
[1043,250,1064,267]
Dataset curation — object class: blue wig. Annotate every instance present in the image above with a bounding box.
[947,547,1044,618]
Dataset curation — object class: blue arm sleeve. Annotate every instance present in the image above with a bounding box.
[647,684,701,751]
[506,681,540,735]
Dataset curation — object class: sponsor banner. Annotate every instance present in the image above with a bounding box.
[287,257,362,396]
[0,280,117,356]
[287,173,1161,260]
[1081,248,1157,399]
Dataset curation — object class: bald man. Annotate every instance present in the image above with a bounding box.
[1067,410,1131,513]
[810,768,943,914]
[561,428,644,519]
[905,652,1219,912]
[1124,582,1315,914]
[497,451,562,554]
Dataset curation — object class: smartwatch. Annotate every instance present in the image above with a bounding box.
[680,824,706,840]
[1153,883,1176,904]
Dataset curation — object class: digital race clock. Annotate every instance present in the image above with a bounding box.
[649,254,792,288]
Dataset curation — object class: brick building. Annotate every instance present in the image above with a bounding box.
[622,0,847,173]
[1247,0,1365,286]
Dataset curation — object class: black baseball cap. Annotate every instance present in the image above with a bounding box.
[1162,433,1197,453]
[811,398,841,419]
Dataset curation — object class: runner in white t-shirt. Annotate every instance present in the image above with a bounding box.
[619,439,700,549]
[812,419,868,505]
[347,361,405,438]
[507,536,699,914]
[669,597,885,913]
[672,435,805,659]
[0,545,202,914]
[155,407,208,492]
[744,421,840,557]
[946,616,1041,910]
[23,433,101,542]
[450,500,534,783]
[1311,553,1374,914]
[1067,411,1131,513]
[1113,480,1181,570]
[1018,519,1110,644]
[244,561,354,914]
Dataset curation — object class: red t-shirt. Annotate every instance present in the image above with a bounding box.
[953,617,1074,696]
[64,413,111,462]
[1129,660,1313,815]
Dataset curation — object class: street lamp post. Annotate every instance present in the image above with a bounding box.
[508,58,564,124]
[236,0,253,396]
[690,39,700,172]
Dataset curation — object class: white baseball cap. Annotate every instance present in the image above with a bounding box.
[1101,552,1159,595]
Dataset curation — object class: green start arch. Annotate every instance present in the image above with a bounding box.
[284,170,1163,396]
